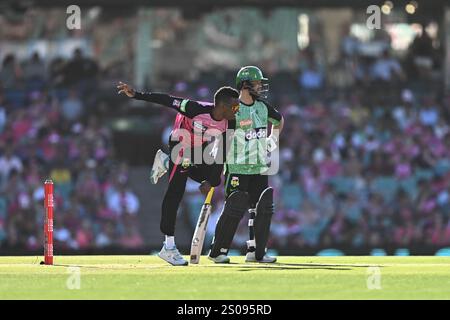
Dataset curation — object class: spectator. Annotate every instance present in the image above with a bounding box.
[106,181,140,217]
[299,63,324,90]
[23,52,46,82]
[119,224,144,248]
[409,27,434,79]
[371,50,405,83]
[61,89,84,122]
[95,221,115,247]
[0,54,22,89]
[419,101,439,127]
[0,94,6,133]
[0,148,23,185]
[62,48,98,86]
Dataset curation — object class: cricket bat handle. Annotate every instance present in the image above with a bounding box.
[205,187,215,204]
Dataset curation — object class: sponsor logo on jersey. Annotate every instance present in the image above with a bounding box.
[193,121,208,132]
[245,127,266,141]
[240,119,253,127]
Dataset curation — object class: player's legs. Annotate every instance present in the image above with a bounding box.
[246,174,268,253]
[160,153,189,236]
[208,173,250,261]
[188,163,208,184]
[247,206,257,252]
[159,151,189,266]
[188,160,223,187]
[246,175,276,263]
[158,242,188,266]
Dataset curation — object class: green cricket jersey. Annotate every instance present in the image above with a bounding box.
[226,99,282,175]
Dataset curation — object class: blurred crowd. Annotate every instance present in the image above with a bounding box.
[178,24,450,250]
[1,6,449,252]
[264,87,450,249]
[0,49,143,251]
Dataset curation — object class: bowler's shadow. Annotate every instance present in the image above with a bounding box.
[213,262,365,271]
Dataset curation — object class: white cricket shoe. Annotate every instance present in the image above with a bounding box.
[150,149,169,184]
[245,251,277,263]
[208,254,230,264]
[157,243,188,266]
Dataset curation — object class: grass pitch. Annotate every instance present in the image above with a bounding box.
[0,256,449,299]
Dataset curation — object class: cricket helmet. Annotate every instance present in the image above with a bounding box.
[235,66,269,99]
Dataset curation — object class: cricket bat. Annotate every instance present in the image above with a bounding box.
[190,187,215,264]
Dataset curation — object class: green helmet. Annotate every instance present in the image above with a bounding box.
[235,66,269,98]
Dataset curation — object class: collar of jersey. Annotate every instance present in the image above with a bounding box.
[209,111,222,122]
[239,100,255,107]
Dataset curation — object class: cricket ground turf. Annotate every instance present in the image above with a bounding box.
[0,256,449,299]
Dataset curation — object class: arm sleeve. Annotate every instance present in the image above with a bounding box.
[133,92,207,118]
[262,101,282,125]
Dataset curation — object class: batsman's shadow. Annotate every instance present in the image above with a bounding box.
[272,262,384,268]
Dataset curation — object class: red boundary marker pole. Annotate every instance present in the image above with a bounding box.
[44,180,54,265]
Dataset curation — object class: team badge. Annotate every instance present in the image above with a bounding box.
[181,158,191,169]
[230,176,240,188]
[240,119,253,128]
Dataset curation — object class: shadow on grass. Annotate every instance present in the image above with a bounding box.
[52,263,168,270]
[51,261,384,272]
[235,266,353,271]
[273,262,384,268]
[205,262,355,271]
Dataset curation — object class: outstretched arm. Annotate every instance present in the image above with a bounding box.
[117,81,137,97]
[117,81,183,108]
[117,81,206,117]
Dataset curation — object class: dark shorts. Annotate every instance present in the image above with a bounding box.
[224,172,269,207]
[167,141,218,185]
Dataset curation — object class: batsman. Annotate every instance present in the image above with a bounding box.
[208,66,284,263]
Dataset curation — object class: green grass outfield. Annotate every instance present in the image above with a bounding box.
[0,256,449,299]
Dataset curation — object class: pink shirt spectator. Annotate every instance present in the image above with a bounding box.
[319,159,342,180]
[76,229,92,249]
[120,233,144,248]
[395,163,412,179]
[12,117,32,142]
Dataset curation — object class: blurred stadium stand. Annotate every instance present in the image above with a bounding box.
[1,1,450,256]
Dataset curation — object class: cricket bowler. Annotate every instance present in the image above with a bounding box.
[117,81,239,265]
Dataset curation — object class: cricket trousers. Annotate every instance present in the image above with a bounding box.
[209,172,270,257]
[160,142,220,236]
